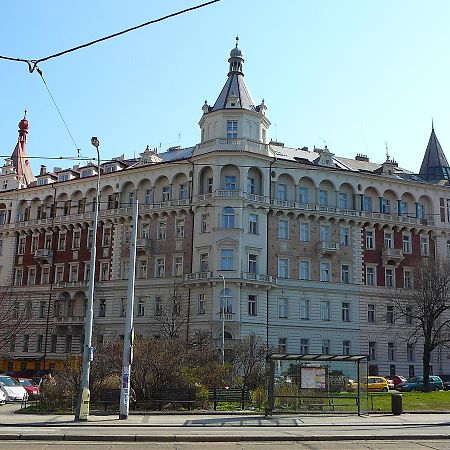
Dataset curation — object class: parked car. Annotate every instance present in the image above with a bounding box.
[385,375,407,388]
[0,389,5,405]
[397,376,443,392]
[438,374,450,391]
[346,376,389,392]
[0,375,28,402]
[16,378,40,398]
[385,378,395,390]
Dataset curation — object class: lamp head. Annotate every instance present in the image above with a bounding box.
[91,137,99,148]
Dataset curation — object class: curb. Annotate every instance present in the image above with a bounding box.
[1,434,450,442]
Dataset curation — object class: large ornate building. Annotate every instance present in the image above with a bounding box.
[1,40,450,378]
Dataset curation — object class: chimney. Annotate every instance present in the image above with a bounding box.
[40,165,47,176]
[355,154,369,162]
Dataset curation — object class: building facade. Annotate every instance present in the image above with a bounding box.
[1,41,450,377]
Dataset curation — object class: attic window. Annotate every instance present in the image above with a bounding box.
[58,174,69,182]
[105,165,116,173]
[38,178,48,186]
[81,169,92,178]
[230,102,236,107]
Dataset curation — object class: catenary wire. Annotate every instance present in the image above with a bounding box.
[0,1,221,71]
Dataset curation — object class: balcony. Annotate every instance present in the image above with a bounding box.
[218,312,234,321]
[55,281,86,289]
[136,238,152,251]
[183,272,214,282]
[55,315,85,326]
[34,248,53,263]
[196,138,270,155]
[317,241,340,255]
[382,248,404,266]
[241,272,277,285]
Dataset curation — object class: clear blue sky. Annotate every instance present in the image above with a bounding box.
[1,0,449,174]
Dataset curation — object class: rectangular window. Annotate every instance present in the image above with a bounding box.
[39,301,46,318]
[340,227,350,246]
[36,335,43,352]
[248,254,258,274]
[385,268,395,287]
[31,235,38,252]
[18,237,26,254]
[50,335,57,353]
[278,258,289,278]
[366,266,375,285]
[381,198,391,214]
[162,186,170,202]
[84,263,91,282]
[319,190,328,206]
[365,230,374,249]
[247,177,255,194]
[387,305,395,324]
[222,207,235,228]
[155,258,165,277]
[249,214,258,234]
[23,335,29,352]
[300,338,309,354]
[322,339,330,354]
[298,186,308,203]
[55,266,64,284]
[65,335,72,353]
[300,222,310,242]
[137,298,145,317]
[198,294,206,314]
[58,232,66,251]
[248,294,257,316]
[145,189,153,205]
[363,196,372,212]
[384,232,393,248]
[220,249,234,271]
[98,299,106,317]
[278,337,287,353]
[224,176,237,190]
[138,260,147,279]
[368,342,376,360]
[278,219,288,239]
[299,260,310,280]
[406,305,413,325]
[201,214,210,233]
[226,120,238,139]
[420,235,429,256]
[120,298,126,317]
[28,268,36,286]
[342,302,350,322]
[141,223,150,239]
[278,298,288,318]
[102,227,111,246]
[174,256,183,276]
[321,300,331,321]
[404,269,413,288]
[341,264,350,284]
[41,267,50,284]
[338,192,348,209]
[368,304,375,323]
[200,253,209,272]
[179,184,187,200]
[70,264,79,282]
[407,343,414,362]
[343,340,351,356]
[157,221,167,240]
[277,183,287,201]
[72,230,81,249]
[320,262,331,282]
[388,342,395,361]
[402,234,411,253]
[320,224,330,241]
[399,201,408,216]
[300,299,309,320]
[207,177,213,193]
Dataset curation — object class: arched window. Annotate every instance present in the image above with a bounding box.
[222,207,235,228]
[224,331,233,340]
[220,288,233,314]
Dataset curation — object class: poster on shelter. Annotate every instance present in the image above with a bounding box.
[301,367,326,389]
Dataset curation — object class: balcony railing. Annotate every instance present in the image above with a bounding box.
[183,271,214,281]
[317,241,340,252]
[34,249,53,260]
[241,272,277,284]
[55,315,85,325]
[382,248,403,259]
[218,312,234,321]
[136,238,152,250]
[196,138,270,154]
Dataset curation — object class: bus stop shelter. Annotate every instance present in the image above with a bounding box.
[266,353,368,416]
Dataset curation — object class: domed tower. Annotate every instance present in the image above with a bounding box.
[198,38,270,147]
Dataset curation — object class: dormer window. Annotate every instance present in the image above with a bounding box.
[58,173,69,182]
[2,181,7,190]
[105,165,116,173]
[38,178,48,186]
[227,121,238,139]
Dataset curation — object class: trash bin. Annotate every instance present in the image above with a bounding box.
[391,392,403,415]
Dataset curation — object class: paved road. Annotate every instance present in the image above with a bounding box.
[1,440,450,449]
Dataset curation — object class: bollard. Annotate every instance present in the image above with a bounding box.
[391,392,403,415]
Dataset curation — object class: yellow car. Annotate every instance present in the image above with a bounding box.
[347,377,389,392]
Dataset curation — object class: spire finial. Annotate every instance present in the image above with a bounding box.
[235,35,239,48]
[385,141,390,162]
[24,109,27,119]
[432,117,434,131]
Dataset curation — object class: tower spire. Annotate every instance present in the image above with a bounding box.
[11,112,35,186]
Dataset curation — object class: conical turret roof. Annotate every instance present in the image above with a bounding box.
[419,125,450,181]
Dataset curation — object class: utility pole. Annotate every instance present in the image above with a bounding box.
[119,197,138,420]
[75,137,100,421]
[219,274,226,365]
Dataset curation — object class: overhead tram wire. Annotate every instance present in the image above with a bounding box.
[0,1,221,72]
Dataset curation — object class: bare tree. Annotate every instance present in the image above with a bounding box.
[154,286,189,340]
[0,285,31,351]
[229,334,266,389]
[390,259,450,391]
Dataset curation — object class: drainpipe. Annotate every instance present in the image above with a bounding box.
[266,157,277,352]
[186,158,195,342]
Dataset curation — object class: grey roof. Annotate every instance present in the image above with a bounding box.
[419,127,450,181]
[211,72,256,112]
[267,353,367,362]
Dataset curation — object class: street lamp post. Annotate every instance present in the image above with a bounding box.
[75,136,100,421]
[219,274,226,365]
